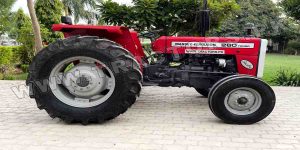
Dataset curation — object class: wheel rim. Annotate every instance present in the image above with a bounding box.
[49,56,116,108]
[224,87,262,115]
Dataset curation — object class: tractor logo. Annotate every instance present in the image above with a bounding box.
[241,60,254,69]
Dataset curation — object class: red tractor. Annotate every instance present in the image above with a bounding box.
[26,12,276,124]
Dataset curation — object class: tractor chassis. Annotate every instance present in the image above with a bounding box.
[143,67,234,89]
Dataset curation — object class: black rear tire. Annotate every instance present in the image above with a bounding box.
[208,76,276,124]
[26,36,142,124]
[195,88,209,97]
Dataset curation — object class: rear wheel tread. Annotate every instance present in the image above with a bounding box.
[27,36,142,124]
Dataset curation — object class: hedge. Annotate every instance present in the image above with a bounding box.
[0,46,14,65]
[285,40,300,55]
[0,46,22,73]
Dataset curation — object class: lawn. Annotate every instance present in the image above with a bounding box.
[263,54,300,84]
[12,73,28,80]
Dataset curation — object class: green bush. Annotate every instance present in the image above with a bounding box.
[14,45,35,64]
[0,46,22,63]
[0,45,34,65]
[11,46,22,63]
[1,73,27,80]
[285,40,300,55]
[0,46,14,73]
[0,46,13,64]
[3,74,16,80]
[20,64,29,73]
[15,20,35,64]
[272,69,300,86]
[13,73,28,80]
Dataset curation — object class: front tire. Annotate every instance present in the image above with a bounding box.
[27,36,142,124]
[208,76,276,124]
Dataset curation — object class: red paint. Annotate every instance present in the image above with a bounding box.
[152,36,261,76]
[52,24,262,76]
[235,55,258,76]
[152,36,261,55]
[52,24,145,63]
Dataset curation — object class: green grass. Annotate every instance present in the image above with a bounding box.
[11,73,28,80]
[263,54,300,84]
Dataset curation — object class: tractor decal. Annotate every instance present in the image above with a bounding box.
[171,42,255,48]
[185,49,225,54]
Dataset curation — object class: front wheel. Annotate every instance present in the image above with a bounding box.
[208,76,276,124]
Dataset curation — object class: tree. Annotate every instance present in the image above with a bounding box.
[11,9,51,64]
[62,0,101,23]
[281,0,300,21]
[8,9,31,39]
[17,22,35,64]
[0,0,16,36]
[27,0,43,52]
[99,0,240,36]
[271,18,300,53]
[8,8,36,64]
[212,0,280,37]
[35,0,64,43]
[212,0,283,37]
[211,0,300,53]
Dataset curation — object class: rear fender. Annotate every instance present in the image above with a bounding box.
[52,24,145,62]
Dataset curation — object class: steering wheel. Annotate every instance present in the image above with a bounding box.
[138,29,163,41]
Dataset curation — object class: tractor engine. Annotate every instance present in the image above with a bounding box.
[143,54,237,88]
[143,36,266,90]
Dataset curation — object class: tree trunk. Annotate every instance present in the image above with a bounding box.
[27,0,43,52]
[64,7,69,16]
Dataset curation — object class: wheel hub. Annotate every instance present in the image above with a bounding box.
[62,63,107,98]
[76,76,90,87]
[224,87,262,115]
[49,56,116,108]
[237,97,248,105]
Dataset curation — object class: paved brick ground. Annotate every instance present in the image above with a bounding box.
[0,81,300,150]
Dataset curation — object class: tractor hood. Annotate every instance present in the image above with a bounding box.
[152,36,262,56]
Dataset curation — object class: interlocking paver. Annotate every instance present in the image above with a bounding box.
[0,80,300,150]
